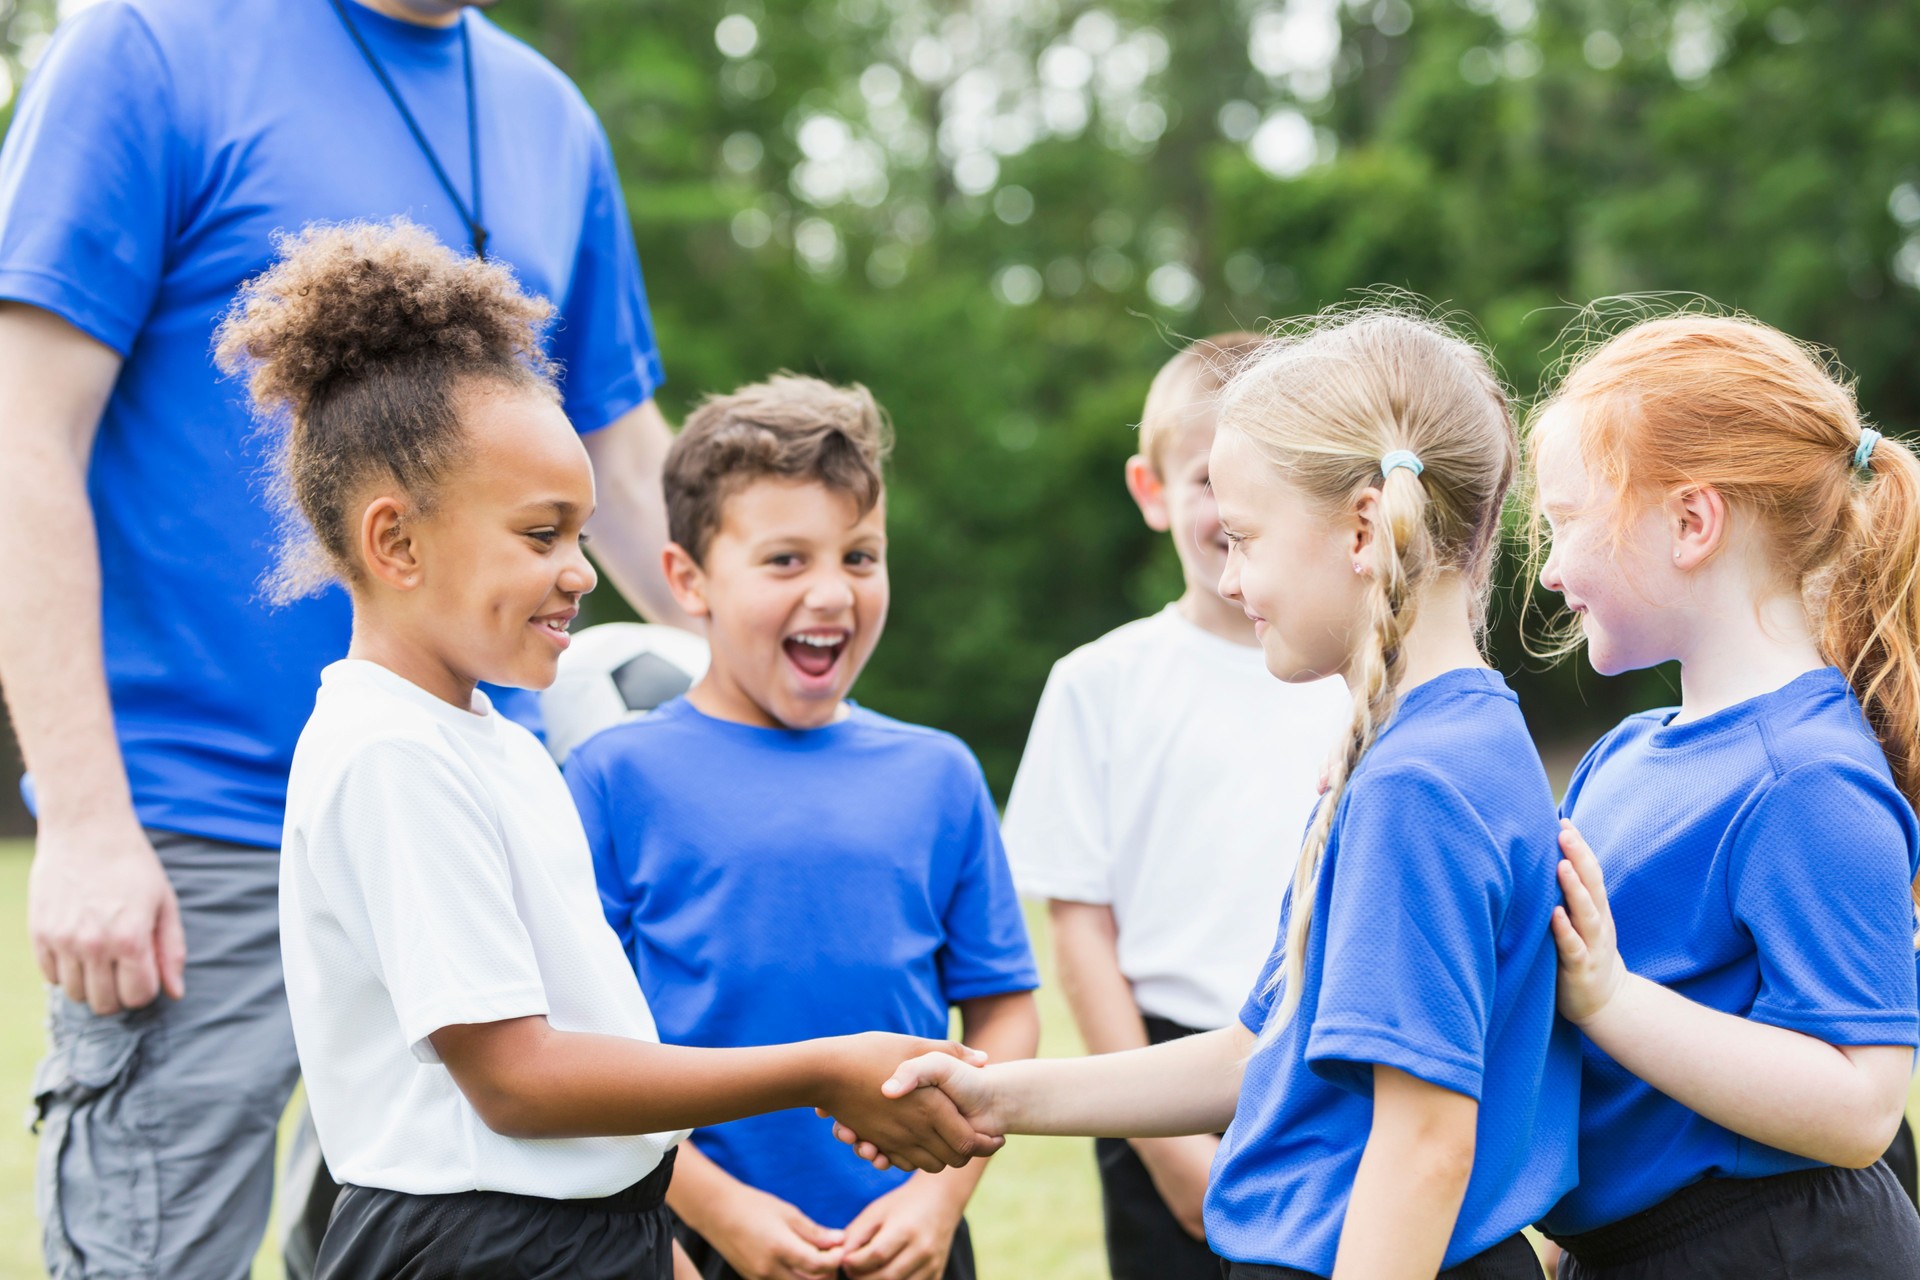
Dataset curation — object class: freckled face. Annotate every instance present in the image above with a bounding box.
[1534,403,1684,676]
[1209,427,1368,683]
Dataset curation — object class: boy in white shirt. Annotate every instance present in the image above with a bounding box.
[224,220,994,1278]
[1001,332,1349,1280]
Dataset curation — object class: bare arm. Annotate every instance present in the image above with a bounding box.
[1051,900,1219,1239]
[1555,824,1912,1167]
[581,399,699,632]
[427,1017,997,1172]
[0,302,185,1015]
[1331,1065,1477,1280]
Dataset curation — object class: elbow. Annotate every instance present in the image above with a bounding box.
[1416,1129,1478,1193]
[1824,1099,1906,1170]
[466,1084,546,1140]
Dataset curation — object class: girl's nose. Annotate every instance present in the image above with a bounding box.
[560,541,598,596]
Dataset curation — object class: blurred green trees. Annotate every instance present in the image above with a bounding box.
[5,0,1917,794]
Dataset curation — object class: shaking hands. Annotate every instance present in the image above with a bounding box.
[820,1049,1008,1172]
[814,1034,1005,1172]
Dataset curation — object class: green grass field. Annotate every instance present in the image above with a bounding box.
[4,837,1919,1279]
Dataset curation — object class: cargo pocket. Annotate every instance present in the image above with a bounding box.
[32,995,162,1278]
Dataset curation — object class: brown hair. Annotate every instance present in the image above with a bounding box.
[1222,306,1516,1033]
[665,374,892,563]
[1137,331,1268,476]
[214,218,558,602]
[1525,311,1920,926]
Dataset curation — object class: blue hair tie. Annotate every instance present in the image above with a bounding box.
[1380,449,1424,480]
[1854,428,1882,473]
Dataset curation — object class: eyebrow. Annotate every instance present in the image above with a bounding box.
[514,499,583,519]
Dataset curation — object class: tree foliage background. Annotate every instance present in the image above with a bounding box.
[3,0,1918,810]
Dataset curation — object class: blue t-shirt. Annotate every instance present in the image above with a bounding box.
[0,0,662,847]
[1205,668,1580,1273]
[1541,666,1920,1236]
[565,697,1040,1229]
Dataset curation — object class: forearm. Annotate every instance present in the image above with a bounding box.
[581,400,699,631]
[663,1139,744,1239]
[1580,974,1911,1166]
[446,1021,837,1139]
[0,399,127,824]
[1051,901,1152,1056]
[993,1024,1246,1138]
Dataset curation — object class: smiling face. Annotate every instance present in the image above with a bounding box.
[1533,402,1685,676]
[1209,426,1369,683]
[674,478,888,729]
[358,383,597,706]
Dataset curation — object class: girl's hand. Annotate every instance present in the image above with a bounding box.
[825,1054,1005,1170]
[814,1035,999,1172]
[1550,821,1629,1026]
[839,1175,965,1280]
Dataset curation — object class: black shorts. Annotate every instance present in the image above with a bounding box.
[1885,1115,1918,1210]
[673,1213,975,1280]
[1096,1014,1223,1280]
[1546,1161,1920,1279]
[314,1149,676,1280]
[1225,1230,1541,1280]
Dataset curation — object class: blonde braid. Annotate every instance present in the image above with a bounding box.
[1267,465,1435,1030]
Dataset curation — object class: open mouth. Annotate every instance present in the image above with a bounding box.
[531,608,577,648]
[783,628,849,680]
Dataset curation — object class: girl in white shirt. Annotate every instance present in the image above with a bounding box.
[216,218,993,1279]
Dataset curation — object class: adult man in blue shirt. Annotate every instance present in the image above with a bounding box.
[0,1,692,1274]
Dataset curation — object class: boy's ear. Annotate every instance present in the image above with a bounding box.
[661,542,712,618]
[1124,455,1172,532]
[1667,484,1728,570]
[360,495,421,590]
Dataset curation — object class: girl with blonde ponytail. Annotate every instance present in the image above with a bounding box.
[1532,312,1920,1278]
[837,309,1581,1280]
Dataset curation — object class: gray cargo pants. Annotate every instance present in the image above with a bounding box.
[31,829,302,1279]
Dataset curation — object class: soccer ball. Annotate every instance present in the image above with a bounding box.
[540,622,710,764]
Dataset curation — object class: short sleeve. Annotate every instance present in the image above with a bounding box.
[999,656,1113,903]
[549,121,662,433]
[564,744,637,955]
[0,2,173,354]
[309,740,549,1062]
[936,759,1041,1003]
[1239,916,1287,1034]
[1731,762,1920,1046]
[1305,767,1506,1100]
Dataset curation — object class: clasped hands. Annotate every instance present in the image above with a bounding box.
[818,1044,1003,1173]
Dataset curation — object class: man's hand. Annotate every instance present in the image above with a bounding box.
[814,1035,1000,1173]
[840,1175,965,1280]
[1132,1133,1218,1241]
[29,812,185,1014]
[1550,821,1628,1027]
[701,1180,846,1280]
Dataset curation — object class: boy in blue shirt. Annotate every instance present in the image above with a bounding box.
[567,375,1040,1280]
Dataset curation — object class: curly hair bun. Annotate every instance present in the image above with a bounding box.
[215,217,554,422]
[214,217,561,604]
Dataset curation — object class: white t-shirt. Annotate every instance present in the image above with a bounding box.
[1002,606,1351,1030]
[281,659,683,1198]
